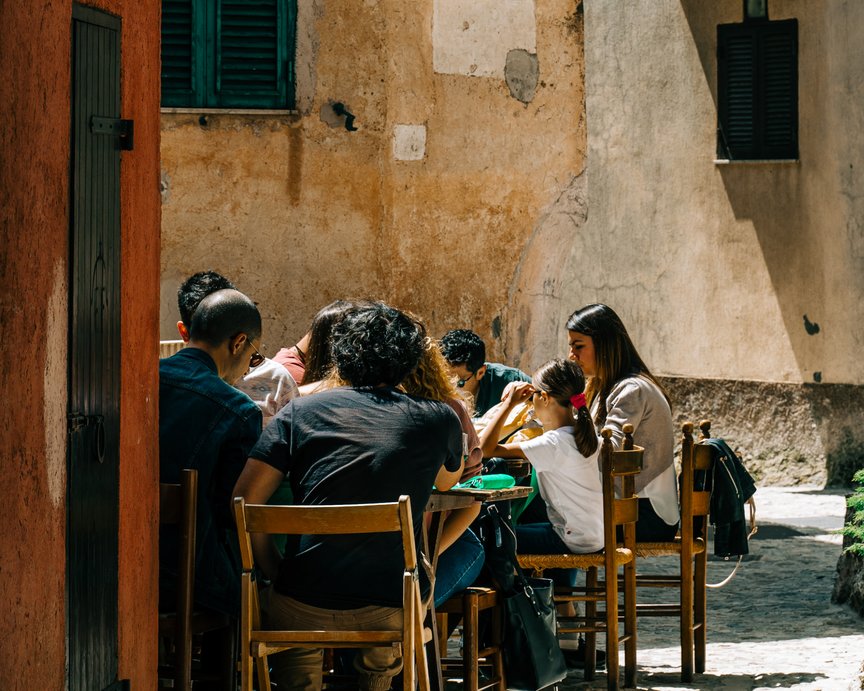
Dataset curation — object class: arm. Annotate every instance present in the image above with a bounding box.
[434,454,464,490]
[602,380,646,449]
[478,382,533,459]
[232,458,286,581]
[434,404,467,490]
[438,503,482,553]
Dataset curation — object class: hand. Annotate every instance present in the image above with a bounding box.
[502,381,534,407]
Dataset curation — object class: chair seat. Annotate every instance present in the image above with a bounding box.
[437,586,506,691]
[633,537,705,558]
[437,586,499,614]
[518,547,633,572]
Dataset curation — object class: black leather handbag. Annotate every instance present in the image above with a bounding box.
[502,576,568,691]
[477,504,567,691]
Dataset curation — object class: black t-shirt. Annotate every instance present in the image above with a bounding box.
[250,386,462,608]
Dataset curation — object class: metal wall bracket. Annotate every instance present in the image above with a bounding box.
[90,116,134,150]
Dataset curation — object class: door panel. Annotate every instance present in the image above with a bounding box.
[68,6,123,691]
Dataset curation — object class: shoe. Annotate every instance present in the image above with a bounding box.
[562,638,606,671]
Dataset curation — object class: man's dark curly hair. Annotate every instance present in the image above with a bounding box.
[440,329,486,373]
[178,270,235,327]
[330,302,424,387]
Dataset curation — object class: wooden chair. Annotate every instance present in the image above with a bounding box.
[158,469,236,691]
[233,495,430,691]
[159,339,185,358]
[436,585,506,691]
[518,426,643,690]
[631,420,712,682]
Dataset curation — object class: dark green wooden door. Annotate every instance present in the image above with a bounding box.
[68,6,126,691]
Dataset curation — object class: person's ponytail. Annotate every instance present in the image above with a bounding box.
[572,404,598,457]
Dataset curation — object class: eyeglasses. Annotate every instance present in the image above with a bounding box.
[456,371,476,388]
[249,340,265,369]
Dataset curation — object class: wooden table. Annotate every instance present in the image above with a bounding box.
[423,485,533,691]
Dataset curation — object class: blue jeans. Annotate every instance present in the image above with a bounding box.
[433,529,485,608]
[515,521,578,587]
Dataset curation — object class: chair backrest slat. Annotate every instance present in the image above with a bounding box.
[600,426,643,545]
[243,501,407,536]
[234,495,417,573]
[692,443,713,471]
[692,493,711,516]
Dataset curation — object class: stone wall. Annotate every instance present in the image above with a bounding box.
[662,377,864,487]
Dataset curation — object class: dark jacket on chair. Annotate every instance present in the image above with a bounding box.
[701,438,756,558]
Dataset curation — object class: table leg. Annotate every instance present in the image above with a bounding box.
[423,510,447,691]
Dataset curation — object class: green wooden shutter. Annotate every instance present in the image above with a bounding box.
[718,24,757,159]
[211,0,296,108]
[759,20,798,159]
[161,0,205,107]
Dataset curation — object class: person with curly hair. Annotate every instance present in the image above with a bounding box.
[402,337,486,607]
[233,301,464,691]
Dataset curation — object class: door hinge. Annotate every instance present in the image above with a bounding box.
[90,115,134,150]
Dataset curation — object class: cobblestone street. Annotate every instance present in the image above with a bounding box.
[560,487,864,690]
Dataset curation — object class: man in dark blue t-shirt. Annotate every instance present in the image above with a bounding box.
[233,302,463,691]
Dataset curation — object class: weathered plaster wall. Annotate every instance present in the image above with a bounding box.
[0,0,161,687]
[0,2,70,685]
[381,0,586,343]
[91,0,164,685]
[160,0,587,357]
[160,0,389,351]
[519,0,864,484]
[556,0,864,386]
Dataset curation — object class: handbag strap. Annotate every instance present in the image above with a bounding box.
[706,498,758,589]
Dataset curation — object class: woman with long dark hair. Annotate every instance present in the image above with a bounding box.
[566,304,679,541]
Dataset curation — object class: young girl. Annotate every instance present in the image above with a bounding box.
[479,358,604,556]
[566,303,679,541]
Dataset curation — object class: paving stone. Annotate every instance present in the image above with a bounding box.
[556,487,864,690]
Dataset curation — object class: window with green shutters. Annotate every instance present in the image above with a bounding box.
[717,18,798,160]
[161,0,297,109]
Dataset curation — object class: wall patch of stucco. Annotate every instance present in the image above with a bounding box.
[43,262,66,509]
[505,49,539,103]
[393,124,426,161]
[501,172,588,372]
[432,0,536,77]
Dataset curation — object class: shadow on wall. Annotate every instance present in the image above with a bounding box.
[679,2,863,485]
[681,0,829,386]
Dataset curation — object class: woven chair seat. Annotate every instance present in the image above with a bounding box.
[634,537,705,558]
[518,547,633,572]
